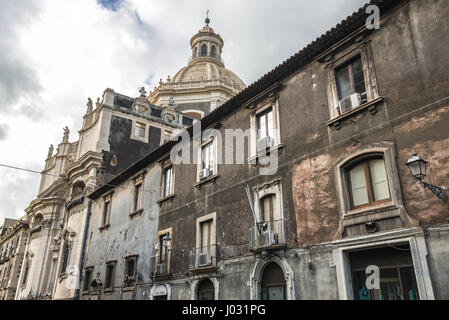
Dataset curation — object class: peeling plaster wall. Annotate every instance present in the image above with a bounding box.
[154,0,449,300]
[424,228,449,300]
[291,155,339,247]
[81,164,161,300]
[68,0,449,300]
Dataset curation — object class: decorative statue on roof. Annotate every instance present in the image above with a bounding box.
[169,96,175,107]
[139,87,147,99]
[86,98,93,113]
[47,144,54,158]
[63,126,70,143]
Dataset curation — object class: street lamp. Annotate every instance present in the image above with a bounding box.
[405,153,448,202]
[161,234,184,256]
[162,234,171,249]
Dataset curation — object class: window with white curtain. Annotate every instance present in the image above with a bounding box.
[347,157,391,209]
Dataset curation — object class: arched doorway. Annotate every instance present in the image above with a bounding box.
[197,278,215,300]
[261,262,286,300]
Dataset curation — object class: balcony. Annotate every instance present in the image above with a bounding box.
[189,245,221,274]
[149,251,186,281]
[249,219,287,252]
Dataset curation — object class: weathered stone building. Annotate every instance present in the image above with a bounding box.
[80,20,246,301]
[0,218,29,300]
[85,0,449,300]
[15,88,194,300]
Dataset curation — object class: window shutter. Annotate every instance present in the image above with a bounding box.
[349,164,369,207]
[370,159,390,201]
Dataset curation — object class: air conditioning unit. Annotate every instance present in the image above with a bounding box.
[338,93,362,114]
[258,230,277,247]
[198,252,212,267]
[257,136,274,153]
[199,168,212,180]
[157,263,167,274]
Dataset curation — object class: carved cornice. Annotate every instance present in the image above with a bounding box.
[36,177,69,199]
[26,196,65,216]
[252,178,283,191]
[65,151,103,181]
[244,82,283,112]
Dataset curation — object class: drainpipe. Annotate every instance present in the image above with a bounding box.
[74,199,92,300]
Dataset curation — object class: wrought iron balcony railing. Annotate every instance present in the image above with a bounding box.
[249,219,287,251]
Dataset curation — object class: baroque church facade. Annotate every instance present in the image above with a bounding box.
[4,0,449,301]
[9,18,244,301]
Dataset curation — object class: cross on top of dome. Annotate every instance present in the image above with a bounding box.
[205,9,210,25]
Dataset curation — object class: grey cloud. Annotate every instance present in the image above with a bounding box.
[0,0,43,115]
[0,164,41,222]
[0,124,9,140]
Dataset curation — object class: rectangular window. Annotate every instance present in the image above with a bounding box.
[335,56,366,100]
[200,220,213,254]
[133,184,142,211]
[105,262,115,290]
[127,260,135,277]
[60,242,70,274]
[201,142,214,173]
[163,166,173,197]
[261,195,276,224]
[159,234,168,263]
[135,122,146,139]
[102,200,110,226]
[83,268,93,292]
[256,108,274,140]
[22,261,29,285]
[125,256,137,279]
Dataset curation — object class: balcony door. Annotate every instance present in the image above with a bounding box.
[200,220,212,256]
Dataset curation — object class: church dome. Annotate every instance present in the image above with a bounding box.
[170,17,245,90]
[148,17,246,117]
[172,60,245,91]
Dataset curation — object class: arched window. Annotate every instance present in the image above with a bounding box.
[210,45,217,58]
[197,278,214,300]
[72,181,85,199]
[346,156,391,210]
[33,214,43,227]
[30,214,44,235]
[261,262,286,300]
[201,44,207,57]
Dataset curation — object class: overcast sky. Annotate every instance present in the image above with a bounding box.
[0,0,367,223]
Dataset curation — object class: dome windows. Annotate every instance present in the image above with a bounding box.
[210,45,217,58]
[201,44,208,57]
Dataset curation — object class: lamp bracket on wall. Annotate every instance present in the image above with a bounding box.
[420,181,448,202]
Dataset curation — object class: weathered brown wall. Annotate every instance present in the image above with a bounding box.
[158,0,449,262]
